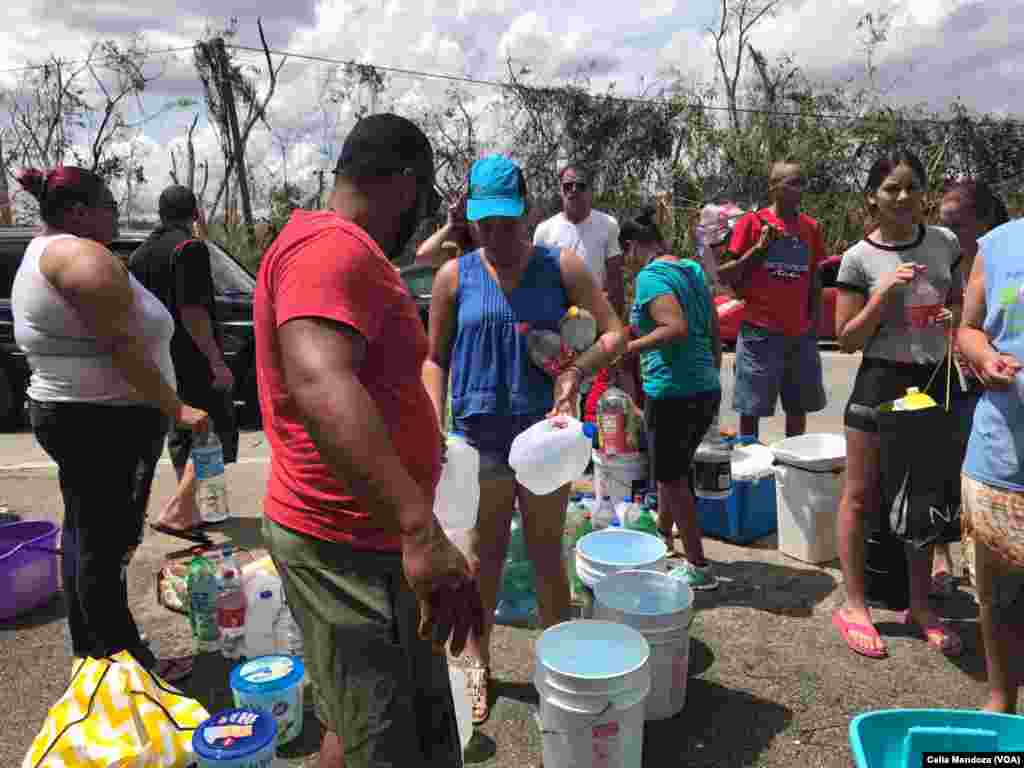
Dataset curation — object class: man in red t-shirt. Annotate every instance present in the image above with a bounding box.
[720,159,827,439]
[254,114,483,768]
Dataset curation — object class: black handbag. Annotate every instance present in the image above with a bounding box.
[877,355,967,550]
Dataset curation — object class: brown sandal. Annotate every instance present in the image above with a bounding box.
[464,660,491,725]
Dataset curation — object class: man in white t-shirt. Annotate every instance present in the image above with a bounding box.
[533,165,625,316]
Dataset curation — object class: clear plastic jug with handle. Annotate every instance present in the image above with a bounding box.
[433,435,480,556]
[508,416,597,496]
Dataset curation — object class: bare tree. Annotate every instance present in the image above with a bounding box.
[193,18,285,223]
[708,0,784,132]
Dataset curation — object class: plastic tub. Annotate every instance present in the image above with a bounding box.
[775,464,843,563]
[770,433,847,472]
[592,570,693,720]
[0,520,60,621]
[575,529,667,588]
[850,708,1024,768]
[535,620,651,768]
[193,707,277,767]
[230,655,304,746]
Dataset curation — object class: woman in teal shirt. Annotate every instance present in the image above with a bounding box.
[625,210,722,590]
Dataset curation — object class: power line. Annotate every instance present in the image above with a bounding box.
[225,43,1024,128]
[0,45,196,75]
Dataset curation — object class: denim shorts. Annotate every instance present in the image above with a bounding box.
[733,323,826,417]
[453,410,549,481]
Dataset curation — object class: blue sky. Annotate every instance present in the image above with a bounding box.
[1,0,1020,213]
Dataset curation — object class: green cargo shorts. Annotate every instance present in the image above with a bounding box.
[263,518,463,767]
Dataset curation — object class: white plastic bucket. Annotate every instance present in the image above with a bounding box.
[535,620,651,768]
[593,450,649,503]
[592,570,693,720]
[575,529,667,589]
[774,464,844,564]
[770,433,847,472]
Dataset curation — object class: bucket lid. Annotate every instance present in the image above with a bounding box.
[192,707,277,759]
[593,569,692,617]
[731,443,776,481]
[576,529,667,567]
[230,654,305,695]
[537,620,650,680]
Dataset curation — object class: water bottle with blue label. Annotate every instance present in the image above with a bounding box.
[192,424,229,524]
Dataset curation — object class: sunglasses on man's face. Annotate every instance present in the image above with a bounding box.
[562,181,588,193]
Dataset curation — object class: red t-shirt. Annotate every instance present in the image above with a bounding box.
[254,211,442,552]
[727,208,826,336]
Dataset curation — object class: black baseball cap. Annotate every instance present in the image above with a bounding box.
[158,185,198,221]
[334,113,435,182]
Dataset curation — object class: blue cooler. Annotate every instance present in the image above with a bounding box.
[697,443,777,544]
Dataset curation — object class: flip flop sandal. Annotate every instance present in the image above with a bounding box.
[149,522,213,545]
[659,529,684,558]
[154,656,194,682]
[902,611,963,657]
[464,661,491,725]
[832,609,887,659]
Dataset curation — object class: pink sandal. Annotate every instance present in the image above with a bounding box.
[903,611,963,657]
[832,610,887,659]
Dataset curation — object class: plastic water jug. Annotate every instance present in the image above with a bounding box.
[508,417,597,496]
[892,386,937,411]
[187,552,220,653]
[692,440,732,499]
[434,435,480,553]
[244,573,283,658]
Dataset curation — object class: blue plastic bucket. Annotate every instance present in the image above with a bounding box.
[230,655,305,746]
[850,708,1024,768]
[535,620,651,768]
[193,707,277,767]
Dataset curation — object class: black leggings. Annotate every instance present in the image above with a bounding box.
[30,400,167,665]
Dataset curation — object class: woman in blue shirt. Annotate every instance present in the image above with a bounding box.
[624,210,722,591]
[959,217,1024,713]
[423,155,626,723]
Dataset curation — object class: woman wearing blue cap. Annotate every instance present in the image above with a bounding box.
[423,154,627,723]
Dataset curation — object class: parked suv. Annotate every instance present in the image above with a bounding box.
[0,228,257,429]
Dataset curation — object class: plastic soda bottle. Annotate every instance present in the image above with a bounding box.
[192,426,229,524]
[216,552,246,660]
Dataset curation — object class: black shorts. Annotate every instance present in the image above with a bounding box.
[645,391,721,485]
[167,386,239,470]
[844,357,962,433]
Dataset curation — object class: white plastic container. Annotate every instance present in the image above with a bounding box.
[769,433,846,472]
[593,451,649,503]
[435,435,480,557]
[448,665,473,752]
[774,464,844,564]
[244,573,283,659]
[230,654,305,746]
[534,620,651,768]
[509,417,598,496]
[575,529,667,589]
[593,570,693,720]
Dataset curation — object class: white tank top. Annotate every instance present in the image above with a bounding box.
[12,234,177,404]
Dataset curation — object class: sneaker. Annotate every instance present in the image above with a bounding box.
[671,560,719,591]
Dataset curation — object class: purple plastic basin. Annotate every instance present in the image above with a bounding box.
[0,521,60,621]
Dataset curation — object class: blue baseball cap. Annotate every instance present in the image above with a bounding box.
[467,155,525,221]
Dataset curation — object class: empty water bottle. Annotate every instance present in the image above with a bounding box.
[192,426,229,524]
[592,495,616,530]
[508,416,597,495]
[216,552,246,660]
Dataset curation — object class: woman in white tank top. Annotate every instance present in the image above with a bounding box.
[12,166,209,682]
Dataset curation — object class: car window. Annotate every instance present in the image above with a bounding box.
[206,241,255,296]
[0,242,26,298]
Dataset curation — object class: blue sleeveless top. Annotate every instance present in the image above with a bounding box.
[963,219,1024,492]
[450,246,568,419]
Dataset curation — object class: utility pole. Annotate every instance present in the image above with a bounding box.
[315,169,325,209]
[212,38,254,235]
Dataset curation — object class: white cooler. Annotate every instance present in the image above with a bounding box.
[770,434,846,564]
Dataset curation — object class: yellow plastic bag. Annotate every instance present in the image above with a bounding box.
[22,650,209,768]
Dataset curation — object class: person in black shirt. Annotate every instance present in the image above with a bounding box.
[130,185,239,542]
